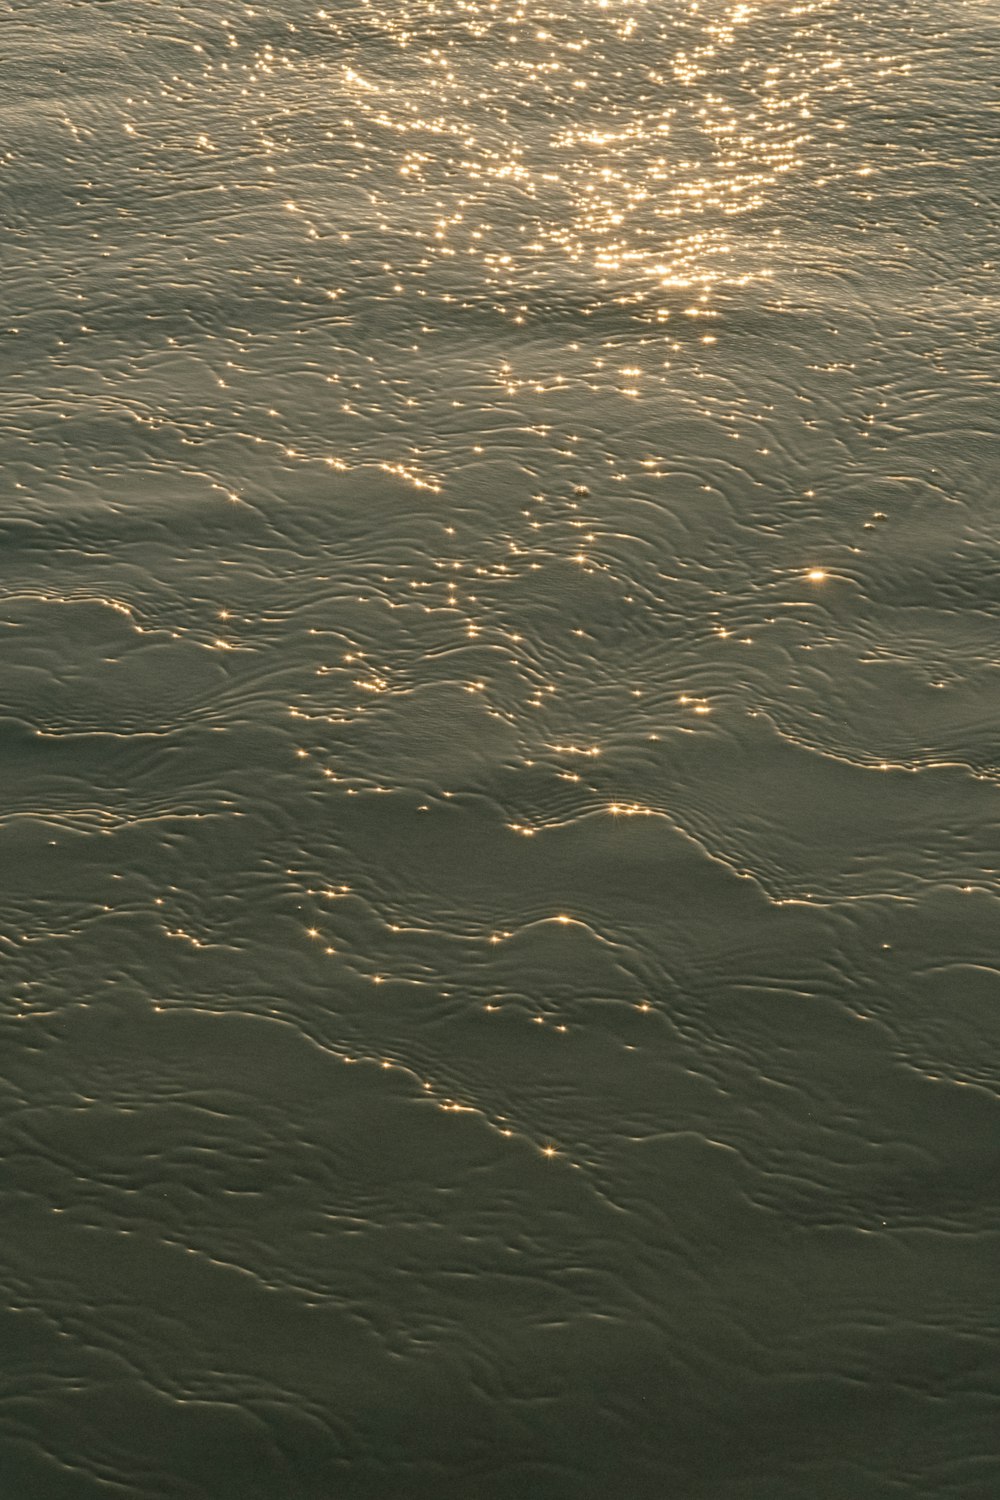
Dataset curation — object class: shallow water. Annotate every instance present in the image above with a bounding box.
[2,0,999,1494]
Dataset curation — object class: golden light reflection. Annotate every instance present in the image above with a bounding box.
[136,0,896,1197]
[263,0,848,320]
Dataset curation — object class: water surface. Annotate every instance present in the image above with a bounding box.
[2,0,999,1494]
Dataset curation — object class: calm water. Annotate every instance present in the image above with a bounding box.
[2,0,999,1494]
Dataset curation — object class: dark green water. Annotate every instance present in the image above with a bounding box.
[2,0,999,1494]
